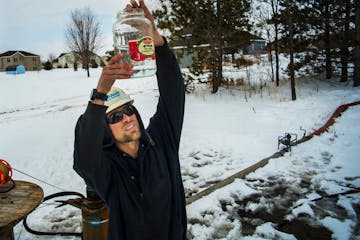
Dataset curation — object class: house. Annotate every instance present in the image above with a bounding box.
[169,29,267,68]
[0,51,41,72]
[54,51,102,69]
[54,51,79,68]
[245,38,266,55]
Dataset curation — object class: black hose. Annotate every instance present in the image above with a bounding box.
[0,179,15,193]
[23,191,85,237]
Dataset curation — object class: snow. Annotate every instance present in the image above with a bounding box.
[321,217,354,240]
[0,57,360,239]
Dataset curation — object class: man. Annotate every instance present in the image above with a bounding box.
[73,0,187,239]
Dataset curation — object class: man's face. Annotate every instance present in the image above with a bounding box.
[107,105,141,144]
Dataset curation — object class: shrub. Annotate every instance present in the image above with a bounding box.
[44,61,53,70]
[91,59,98,68]
[235,56,255,68]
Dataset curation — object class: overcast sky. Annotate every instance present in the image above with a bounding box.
[0,0,160,61]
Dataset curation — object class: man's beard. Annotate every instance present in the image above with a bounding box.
[118,130,141,143]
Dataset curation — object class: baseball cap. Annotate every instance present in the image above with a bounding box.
[105,87,134,114]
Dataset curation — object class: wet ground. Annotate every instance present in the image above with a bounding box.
[232,177,336,239]
[186,152,360,239]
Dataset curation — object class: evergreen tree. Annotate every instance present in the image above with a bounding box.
[293,0,355,80]
[354,0,360,87]
[338,0,352,82]
[91,59,99,68]
[154,0,252,93]
[44,61,53,71]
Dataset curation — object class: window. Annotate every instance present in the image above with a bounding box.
[7,58,11,63]
[14,57,18,62]
[33,57,37,62]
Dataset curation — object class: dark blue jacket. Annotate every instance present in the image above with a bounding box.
[73,40,187,240]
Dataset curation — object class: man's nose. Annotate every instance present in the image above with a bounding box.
[122,113,131,122]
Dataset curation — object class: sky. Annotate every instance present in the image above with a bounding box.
[0,0,161,61]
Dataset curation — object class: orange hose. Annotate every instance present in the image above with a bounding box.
[312,100,360,136]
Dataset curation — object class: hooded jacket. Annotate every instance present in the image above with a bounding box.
[73,40,186,240]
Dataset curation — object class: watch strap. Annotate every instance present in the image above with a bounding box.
[90,89,108,101]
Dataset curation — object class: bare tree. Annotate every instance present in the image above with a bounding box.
[256,0,281,85]
[48,53,56,63]
[269,0,281,87]
[65,7,101,77]
[254,2,274,82]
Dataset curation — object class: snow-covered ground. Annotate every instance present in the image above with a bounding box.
[0,59,359,239]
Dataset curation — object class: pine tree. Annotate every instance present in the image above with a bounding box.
[44,61,53,71]
[339,0,351,82]
[354,0,360,87]
[297,0,355,80]
[154,0,252,93]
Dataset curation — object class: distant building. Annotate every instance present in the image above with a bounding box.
[54,51,102,69]
[0,51,41,72]
[169,30,267,68]
[245,38,266,55]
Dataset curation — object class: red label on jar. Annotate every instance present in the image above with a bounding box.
[128,36,155,62]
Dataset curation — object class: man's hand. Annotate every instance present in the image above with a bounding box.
[96,54,134,95]
[127,0,165,46]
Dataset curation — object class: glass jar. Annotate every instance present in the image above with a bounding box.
[113,8,156,78]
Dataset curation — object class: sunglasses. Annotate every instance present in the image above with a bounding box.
[107,105,135,124]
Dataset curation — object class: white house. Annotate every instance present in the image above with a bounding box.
[54,51,102,68]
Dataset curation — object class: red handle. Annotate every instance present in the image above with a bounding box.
[0,159,12,184]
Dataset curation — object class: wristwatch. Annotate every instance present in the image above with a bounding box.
[90,89,108,101]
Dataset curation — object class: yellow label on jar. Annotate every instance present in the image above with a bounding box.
[138,36,155,57]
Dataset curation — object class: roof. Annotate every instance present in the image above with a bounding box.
[56,51,100,60]
[0,51,39,58]
[169,27,265,48]
[58,51,80,58]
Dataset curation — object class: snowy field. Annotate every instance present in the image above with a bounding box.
[0,62,359,239]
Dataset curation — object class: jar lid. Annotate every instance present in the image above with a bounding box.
[117,8,145,20]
